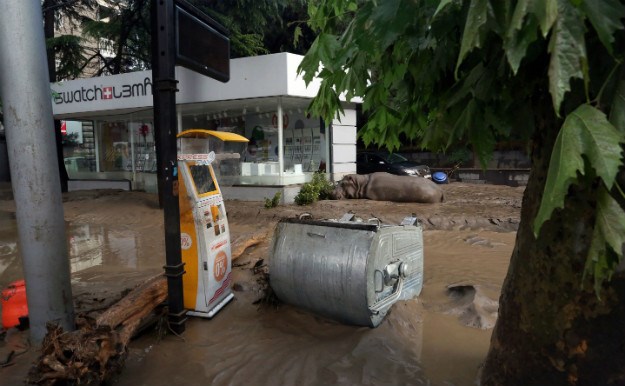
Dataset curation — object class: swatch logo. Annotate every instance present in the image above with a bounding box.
[53,77,152,105]
[102,87,113,100]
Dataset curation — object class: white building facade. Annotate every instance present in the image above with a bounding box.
[51,53,359,201]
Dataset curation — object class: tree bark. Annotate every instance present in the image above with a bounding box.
[96,275,167,329]
[29,275,167,385]
[481,102,625,385]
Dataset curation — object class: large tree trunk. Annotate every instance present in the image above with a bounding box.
[481,104,625,384]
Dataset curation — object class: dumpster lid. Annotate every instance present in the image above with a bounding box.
[279,217,379,232]
[177,129,249,142]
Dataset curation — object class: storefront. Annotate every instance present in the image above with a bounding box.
[51,53,359,200]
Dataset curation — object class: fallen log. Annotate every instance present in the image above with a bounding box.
[231,230,270,260]
[96,275,167,331]
[28,274,167,385]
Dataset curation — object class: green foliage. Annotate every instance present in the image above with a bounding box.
[294,172,333,205]
[586,187,625,294]
[81,0,152,75]
[264,191,282,209]
[43,0,314,77]
[534,104,624,235]
[47,35,86,80]
[533,104,625,292]
[294,183,318,205]
[300,0,625,292]
[446,148,472,166]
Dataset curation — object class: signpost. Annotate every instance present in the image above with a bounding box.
[174,1,229,82]
[151,0,230,334]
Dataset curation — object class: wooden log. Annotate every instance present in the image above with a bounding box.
[28,274,168,385]
[96,274,167,329]
[231,230,270,260]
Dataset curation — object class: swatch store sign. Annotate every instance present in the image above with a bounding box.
[52,76,153,111]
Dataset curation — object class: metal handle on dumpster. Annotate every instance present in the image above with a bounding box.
[367,218,381,227]
[369,277,404,315]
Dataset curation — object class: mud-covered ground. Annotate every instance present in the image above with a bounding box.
[0,182,524,386]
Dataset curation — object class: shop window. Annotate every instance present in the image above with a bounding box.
[99,121,131,172]
[242,111,326,176]
[61,120,96,177]
[98,120,156,173]
[131,122,156,172]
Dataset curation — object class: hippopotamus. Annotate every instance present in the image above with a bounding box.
[331,172,444,203]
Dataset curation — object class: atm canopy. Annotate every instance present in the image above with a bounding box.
[177,129,249,142]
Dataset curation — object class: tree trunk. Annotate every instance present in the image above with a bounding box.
[28,275,167,385]
[96,275,167,330]
[481,104,625,384]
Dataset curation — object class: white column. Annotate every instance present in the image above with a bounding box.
[94,120,101,172]
[277,97,284,177]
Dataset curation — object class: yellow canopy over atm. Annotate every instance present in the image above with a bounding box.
[177,129,249,142]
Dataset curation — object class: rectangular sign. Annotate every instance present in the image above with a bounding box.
[175,1,230,82]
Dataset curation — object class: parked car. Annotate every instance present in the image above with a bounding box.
[356,151,431,178]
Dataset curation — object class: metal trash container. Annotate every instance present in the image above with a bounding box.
[269,215,424,327]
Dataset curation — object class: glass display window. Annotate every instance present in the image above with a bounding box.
[130,122,156,172]
[99,121,131,172]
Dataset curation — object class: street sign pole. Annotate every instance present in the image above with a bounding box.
[152,0,187,334]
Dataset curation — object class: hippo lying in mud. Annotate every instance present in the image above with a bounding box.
[331,172,444,203]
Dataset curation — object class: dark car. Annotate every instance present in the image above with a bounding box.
[356,152,431,178]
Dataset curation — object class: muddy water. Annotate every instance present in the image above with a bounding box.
[0,190,516,386]
[113,231,514,386]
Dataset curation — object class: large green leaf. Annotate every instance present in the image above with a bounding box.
[586,186,625,294]
[433,0,455,18]
[534,104,625,236]
[455,0,489,76]
[580,0,625,55]
[298,33,342,83]
[532,0,558,37]
[609,68,625,133]
[505,0,538,74]
[547,0,587,114]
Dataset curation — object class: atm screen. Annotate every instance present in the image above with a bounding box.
[189,164,217,195]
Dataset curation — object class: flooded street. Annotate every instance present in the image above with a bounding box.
[115,230,514,386]
[0,184,523,385]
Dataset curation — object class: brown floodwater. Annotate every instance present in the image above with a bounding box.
[0,188,519,386]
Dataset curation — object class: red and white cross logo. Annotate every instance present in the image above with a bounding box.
[103,87,113,100]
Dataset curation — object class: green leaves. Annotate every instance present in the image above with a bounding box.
[534,0,558,37]
[455,0,489,76]
[586,186,625,294]
[505,0,538,74]
[547,1,587,115]
[534,105,624,236]
[580,0,625,55]
[534,104,625,292]
[301,0,625,300]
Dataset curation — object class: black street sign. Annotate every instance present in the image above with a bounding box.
[175,0,230,82]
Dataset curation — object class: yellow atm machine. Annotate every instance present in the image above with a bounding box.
[177,129,248,318]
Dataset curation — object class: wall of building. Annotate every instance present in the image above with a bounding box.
[330,109,357,180]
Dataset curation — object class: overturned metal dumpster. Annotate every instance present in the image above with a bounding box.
[269,215,424,327]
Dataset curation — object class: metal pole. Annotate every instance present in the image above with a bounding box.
[0,0,75,342]
[152,0,187,334]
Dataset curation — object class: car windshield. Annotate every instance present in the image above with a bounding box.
[382,153,408,164]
